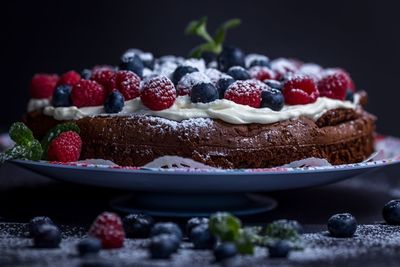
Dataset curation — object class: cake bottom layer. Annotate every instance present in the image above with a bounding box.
[24,108,375,169]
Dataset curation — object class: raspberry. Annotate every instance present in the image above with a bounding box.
[71,80,107,107]
[141,76,176,110]
[224,80,263,108]
[110,70,141,100]
[91,68,115,89]
[317,72,348,100]
[29,74,59,99]
[249,66,276,81]
[324,68,356,92]
[88,212,125,249]
[283,75,319,105]
[47,131,82,162]
[58,71,81,86]
[271,58,299,80]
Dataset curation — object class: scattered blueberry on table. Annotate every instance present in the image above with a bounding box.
[33,224,61,248]
[190,224,217,249]
[327,213,358,237]
[186,217,209,235]
[150,222,183,241]
[149,233,181,259]
[267,240,292,258]
[383,199,400,225]
[214,242,238,261]
[123,213,154,238]
[28,216,55,237]
[77,237,102,256]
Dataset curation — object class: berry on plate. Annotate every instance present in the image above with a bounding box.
[227,66,251,81]
[176,72,210,96]
[382,200,400,225]
[217,46,245,72]
[80,69,92,80]
[110,70,141,100]
[88,212,125,249]
[327,213,357,237]
[318,72,348,100]
[172,65,199,85]
[282,75,319,105]
[224,80,263,108]
[52,85,72,107]
[261,87,284,111]
[104,91,125,114]
[119,53,144,78]
[71,80,107,108]
[58,70,81,86]
[249,66,276,81]
[214,242,238,262]
[245,53,270,68]
[77,237,102,256]
[217,76,235,99]
[141,76,176,111]
[33,224,61,248]
[29,74,59,99]
[28,216,55,238]
[122,213,154,238]
[90,68,115,90]
[325,68,356,91]
[47,131,82,162]
[149,234,180,259]
[264,79,283,91]
[190,224,217,249]
[191,83,219,103]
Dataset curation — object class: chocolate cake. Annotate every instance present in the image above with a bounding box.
[23,46,376,169]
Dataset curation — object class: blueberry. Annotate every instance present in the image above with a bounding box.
[217,77,235,99]
[52,85,72,107]
[346,90,354,102]
[227,66,251,81]
[249,59,270,68]
[149,234,180,259]
[172,65,199,85]
[104,91,125,114]
[150,222,183,241]
[119,53,144,78]
[201,51,217,65]
[267,240,292,258]
[264,79,283,91]
[261,88,284,111]
[383,200,400,225]
[28,216,55,237]
[191,83,219,103]
[186,217,209,235]
[123,213,154,238]
[77,237,102,256]
[214,242,238,262]
[33,224,61,248]
[327,213,357,237]
[217,46,245,72]
[190,224,216,249]
[81,69,92,80]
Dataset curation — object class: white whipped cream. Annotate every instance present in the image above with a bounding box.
[27,98,51,112]
[43,95,358,124]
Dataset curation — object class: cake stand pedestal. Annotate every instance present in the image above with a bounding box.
[110,192,277,217]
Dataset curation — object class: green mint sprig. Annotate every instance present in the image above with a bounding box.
[185,17,241,58]
[0,122,43,164]
[41,122,80,159]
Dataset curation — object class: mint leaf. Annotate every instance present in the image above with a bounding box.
[209,212,241,242]
[189,43,218,58]
[185,16,213,43]
[41,122,80,159]
[235,229,255,255]
[29,139,43,161]
[9,122,34,146]
[213,18,241,47]
[1,145,31,163]
[264,220,301,241]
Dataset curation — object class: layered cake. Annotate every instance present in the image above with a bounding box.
[24,47,375,168]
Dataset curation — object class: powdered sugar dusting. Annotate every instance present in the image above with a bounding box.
[176,72,211,96]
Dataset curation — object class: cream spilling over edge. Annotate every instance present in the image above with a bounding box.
[40,95,359,124]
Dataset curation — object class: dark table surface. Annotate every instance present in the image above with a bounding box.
[1,162,400,266]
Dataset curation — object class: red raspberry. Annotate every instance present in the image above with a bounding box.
[47,131,82,162]
[88,212,125,249]
[91,68,115,89]
[71,79,107,107]
[224,80,263,108]
[29,74,59,99]
[271,58,299,80]
[249,66,276,81]
[58,71,81,86]
[141,76,176,111]
[110,71,141,100]
[317,72,348,100]
[283,75,319,105]
[324,68,356,92]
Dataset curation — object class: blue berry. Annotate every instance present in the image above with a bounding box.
[186,217,209,235]
[190,224,216,249]
[33,224,61,248]
[52,85,72,107]
[217,77,235,99]
[149,234,180,259]
[327,213,357,237]
[261,88,284,111]
[119,53,144,78]
[217,46,245,72]
[249,59,270,68]
[172,65,199,85]
[267,240,292,258]
[227,66,251,81]
[150,222,183,241]
[28,216,54,237]
[191,83,219,103]
[383,200,400,225]
[80,69,92,80]
[346,90,354,102]
[77,237,102,256]
[214,242,238,262]
[123,213,154,238]
[264,79,283,91]
[104,91,125,114]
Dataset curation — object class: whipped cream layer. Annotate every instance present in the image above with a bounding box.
[27,98,51,113]
[42,95,358,124]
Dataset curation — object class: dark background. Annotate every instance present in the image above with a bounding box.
[2,0,399,135]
